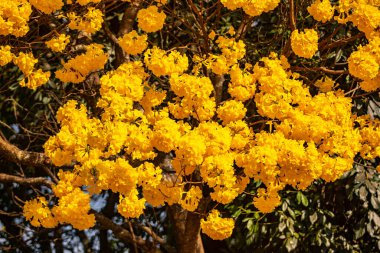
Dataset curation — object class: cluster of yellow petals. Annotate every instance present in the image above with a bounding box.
[0,0,32,37]
[201,210,234,240]
[168,73,215,121]
[220,0,280,17]
[206,36,246,75]
[45,34,70,52]
[13,52,50,89]
[0,45,13,66]
[307,0,334,23]
[336,0,380,38]
[228,64,256,101]
[356,116,380,160]
[137,6,166,33]
[118,189,146,219]
[23,197,57,228]
[28,0,64,14]
[348,36,380,91]
[55,44,108,83]
[67,7,103,34]
[24,171,95,230]
[217,100,247,125]
[314,76,335,92]
[290,29,319,59]
[118,30,148,55]
[144,47,189,76]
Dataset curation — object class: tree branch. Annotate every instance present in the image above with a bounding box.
[289,0,296,31]
[0,173,53,187]
[291,66,348,75]
[212,74,225,106]
[0,136,51,167]
[137,223,177,253]
[94,213,150,252]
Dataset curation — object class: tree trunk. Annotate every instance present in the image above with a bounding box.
[169,205,205,253]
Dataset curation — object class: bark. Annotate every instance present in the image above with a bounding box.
[0,136,50,167]
[212,74,225,106]
[169,205,204,253]
[0,173,52,187]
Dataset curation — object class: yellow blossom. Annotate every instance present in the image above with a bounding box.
[291,29,319,59]
[201,210,234,240]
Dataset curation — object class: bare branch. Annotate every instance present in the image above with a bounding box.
[289,0,296,31]
[94,213,150,252]
[137,223,177,253]
[291,66,348,75]
[0,173,53,187]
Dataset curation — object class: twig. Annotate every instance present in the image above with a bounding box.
[289,0,296,31]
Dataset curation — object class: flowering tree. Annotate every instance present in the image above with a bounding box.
[0,0,380,252]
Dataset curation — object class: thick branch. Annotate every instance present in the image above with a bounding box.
[0,137,50,167]
[212,74,225,106]
[0,173,52,187]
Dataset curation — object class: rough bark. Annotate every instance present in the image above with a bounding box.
[0,136,50,167]
[0,173,52,187]
[169,205,204,253]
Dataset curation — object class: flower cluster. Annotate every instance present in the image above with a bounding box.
[0,45,13,66]
[28,0,64,14]
[220,0,280,17]
[205,36,246,75]
[307,0,334,23]
[45,34,70,52]
[290,29,319,58]
[13,52,50,89]
[0,0,32,37]
[201,210,234,240]
[67,7,103,34]
[55,44,108,83]
[137,6,166,33]
[348,36,380,91]
[144,47,189,76]
[118,30,148,55]
[336,1,380,38]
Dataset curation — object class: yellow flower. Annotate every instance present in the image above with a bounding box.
[118,189,146,219]
[201,210,234,240]
[137,6,166,33]
[118,30,148,55]
[0,45,13,66]
[68,7,103,34]
[46,34,70,52]
[217,100,247,124]
[290,29,319,59]
[23,197,57,228]
[307,0,334,23]
[28,0,63,14]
